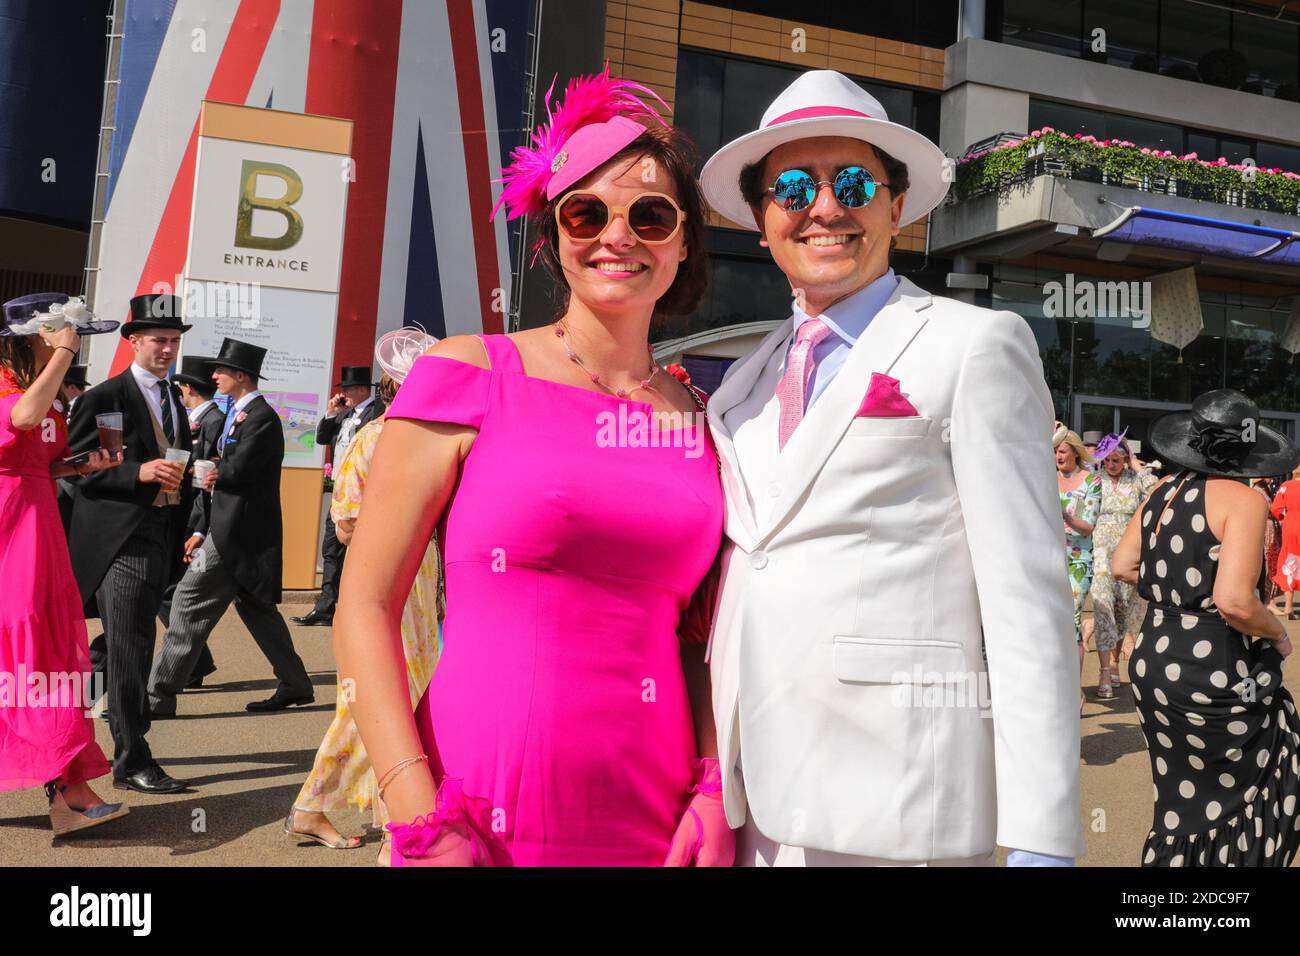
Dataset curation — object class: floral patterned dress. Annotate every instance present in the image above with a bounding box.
[1061,470,1103,642]
[1091,468,1158,652]
[293,417,442,824]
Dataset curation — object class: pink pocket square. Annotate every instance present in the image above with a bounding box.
[856,372,920,417]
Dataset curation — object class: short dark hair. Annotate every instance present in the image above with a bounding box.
[184,379,217,400]
[738,142,911,210]
[533,123,708,319]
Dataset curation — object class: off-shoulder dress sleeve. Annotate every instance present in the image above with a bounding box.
[385,356,492,430]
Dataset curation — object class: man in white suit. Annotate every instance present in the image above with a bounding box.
[698,70,1082,866]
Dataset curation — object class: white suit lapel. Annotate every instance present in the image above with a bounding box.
[707,318,794,544]
[763,278,933,538]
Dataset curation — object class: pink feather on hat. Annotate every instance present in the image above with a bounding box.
[489,65,671,222]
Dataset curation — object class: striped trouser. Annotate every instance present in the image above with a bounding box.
[96,509,171,779]
[148,537,311,714]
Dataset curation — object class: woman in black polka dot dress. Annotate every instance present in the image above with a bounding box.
[1113,389,1300,867]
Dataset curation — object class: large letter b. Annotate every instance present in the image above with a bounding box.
[235,160,304,250]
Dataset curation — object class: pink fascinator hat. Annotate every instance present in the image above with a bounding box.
[490,65,670,224]
[375,327,438,385]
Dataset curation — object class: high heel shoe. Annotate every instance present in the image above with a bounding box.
[46,780,129,838]
[283,807,363,849]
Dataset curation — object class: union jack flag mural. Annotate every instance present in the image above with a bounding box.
[86,0,530,380]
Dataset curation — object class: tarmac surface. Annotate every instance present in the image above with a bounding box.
[3,601,1298,867]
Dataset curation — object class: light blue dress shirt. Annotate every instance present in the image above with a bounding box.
[790,268,898,411]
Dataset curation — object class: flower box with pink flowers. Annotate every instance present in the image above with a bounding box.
[954,128,1300,216]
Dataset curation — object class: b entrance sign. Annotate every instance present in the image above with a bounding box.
[187,102,350,295]
[180,101,354,588]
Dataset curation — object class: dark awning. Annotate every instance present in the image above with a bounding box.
[1093,205,1300,266]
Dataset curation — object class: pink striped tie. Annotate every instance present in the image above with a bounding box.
[776,317,833,450]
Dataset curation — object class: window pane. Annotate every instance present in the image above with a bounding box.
[1160,0,1232,82]
[1257,140,1300,173]
[688,252,791,335]
[1232,9,1300,95]
[1083,0,1159,69]
[1000,0,1083,57]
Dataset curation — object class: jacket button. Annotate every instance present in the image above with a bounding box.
[749,551,768,569]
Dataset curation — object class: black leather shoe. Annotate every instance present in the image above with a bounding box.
[113,765,187,794]
[185,668,215,690]
[290,610,333,626]
[246,689,315,712]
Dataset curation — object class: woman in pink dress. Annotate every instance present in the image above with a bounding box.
[0,292,127,835]
[335,70,732,866]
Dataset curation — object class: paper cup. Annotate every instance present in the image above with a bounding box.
[192,459,216,489]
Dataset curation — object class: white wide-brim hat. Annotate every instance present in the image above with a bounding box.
[699,70,951,230]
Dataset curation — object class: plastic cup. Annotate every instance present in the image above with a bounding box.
[192,458,216,490]
[162,447,191,493]
[96,412,123,454]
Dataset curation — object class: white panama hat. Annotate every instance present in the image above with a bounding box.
[698,70,951,230]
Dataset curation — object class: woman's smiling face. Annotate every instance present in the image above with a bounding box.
[555,155,687,317]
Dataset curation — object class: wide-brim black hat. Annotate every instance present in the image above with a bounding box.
[121,293,192,338]
[63,364,91,388]
[0,293,118,337]
[206,337,269,380]
[334,365,376,388]
[172,354,217,391]
[1149,388,1300,479]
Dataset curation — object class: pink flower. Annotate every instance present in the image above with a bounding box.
[1031,129,1042,137]
[1041,126,1055,133]
[323,462,333,479]
[1140,147,1151,155]
[1074,133,1084,139]
[1182,152,1198,160]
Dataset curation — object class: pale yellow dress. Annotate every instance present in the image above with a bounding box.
[292,416,442,825]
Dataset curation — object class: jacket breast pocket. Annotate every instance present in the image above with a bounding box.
[845,416,931,438]
[832,635,967,684]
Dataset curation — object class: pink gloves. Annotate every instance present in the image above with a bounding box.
[386,777,487,867]
[664,757,734,867]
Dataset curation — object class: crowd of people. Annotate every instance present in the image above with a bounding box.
[2,64,1299,868]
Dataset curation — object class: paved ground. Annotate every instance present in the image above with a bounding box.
[4,603,1298,867]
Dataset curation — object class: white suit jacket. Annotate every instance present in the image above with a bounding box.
[705,276,1083,861]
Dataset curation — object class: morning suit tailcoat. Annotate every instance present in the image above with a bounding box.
[66,368,193,610]
[198,395,285,605]
[704,276,1083,862]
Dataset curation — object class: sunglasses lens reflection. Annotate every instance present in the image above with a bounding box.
[558,194,609,239]
[773,170,815,211]
[834,166,875,207]
[628,196,679,241]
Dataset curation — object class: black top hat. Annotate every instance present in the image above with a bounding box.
[121,293,192,338]
[172,355,217,393]
[63,365,91,389]
[1148,388,1300,479]
[0,292,118,337]
[206,337,269,380]
[334,366,376,388]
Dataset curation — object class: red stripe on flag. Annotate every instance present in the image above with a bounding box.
[304,1,403,378]
[110,0,281,374]
[446,0,502,335]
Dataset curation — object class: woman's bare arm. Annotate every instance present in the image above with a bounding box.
[1210,481,1287,643]
[334,337,485,825]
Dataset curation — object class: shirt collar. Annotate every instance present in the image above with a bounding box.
[792,269,898,346]
[189,399,215,423]
[351,396,374,416]
[233,390,261,412]
[130,361,167,390]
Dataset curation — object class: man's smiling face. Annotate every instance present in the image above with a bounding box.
[752,136,904,316]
